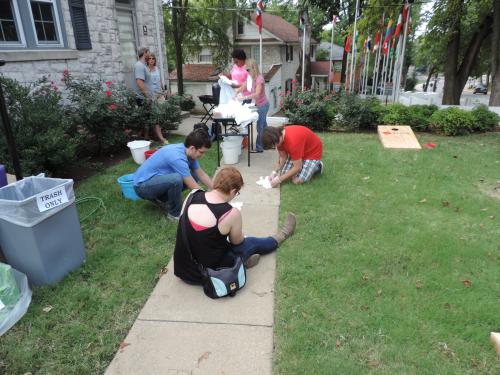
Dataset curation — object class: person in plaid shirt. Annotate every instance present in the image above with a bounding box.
[262,125,324,187]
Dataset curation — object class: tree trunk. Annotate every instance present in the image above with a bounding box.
[424,66,435,92]
[442,9,493,104]
[340,37,348,92]
[171,0,188,95]
[490,0,500,106]
[433,73,438,92]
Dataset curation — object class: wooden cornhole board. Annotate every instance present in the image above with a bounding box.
[378,125,421,150]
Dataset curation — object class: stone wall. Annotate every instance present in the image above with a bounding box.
[0,0,165,87]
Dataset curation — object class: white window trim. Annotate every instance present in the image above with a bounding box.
[0,0,26,47]
[28,0,64,47]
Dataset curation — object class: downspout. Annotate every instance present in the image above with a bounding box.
[153,0,169,90]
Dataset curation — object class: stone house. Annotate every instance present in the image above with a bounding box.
[310,42,344,91]
[169,13,319,115]
[0,0,166,88]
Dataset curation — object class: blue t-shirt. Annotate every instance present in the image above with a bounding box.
[133,143,200,186]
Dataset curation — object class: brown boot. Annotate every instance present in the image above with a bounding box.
[244,254,260,268]
[272,212,296,246]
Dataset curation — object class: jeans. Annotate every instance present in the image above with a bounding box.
[229,236,278,262]
[256,102,270,152]
[134,173,183,216]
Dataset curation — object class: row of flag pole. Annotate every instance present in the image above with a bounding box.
[333,0,411,101]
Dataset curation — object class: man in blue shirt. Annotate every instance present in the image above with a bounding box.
[133,130,213,220]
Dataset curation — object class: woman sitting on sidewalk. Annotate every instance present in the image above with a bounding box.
[174,167,296,285]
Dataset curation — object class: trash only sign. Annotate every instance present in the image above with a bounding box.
[35,186,69,212]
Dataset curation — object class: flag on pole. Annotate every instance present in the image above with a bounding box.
[344,34,352,53]
[373,31,381,52]
[299,14,305,29]
[382,20,393,55]
[402,0,410,23]
[255,0,267,34]
[365,36,372,52]
[332,15,339,28]
[394,13,403,40]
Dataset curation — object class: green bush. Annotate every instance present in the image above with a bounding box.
[382,104,438,131]
[470,104,500,132]
[0,77,80,176]
[404,76,417,91]
[170,94,195,111]
[429,107,475,136]
[281,89,334,131]
[331,94,381,131]
[149,98,181,131]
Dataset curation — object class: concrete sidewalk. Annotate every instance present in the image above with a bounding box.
[105,135,280,374]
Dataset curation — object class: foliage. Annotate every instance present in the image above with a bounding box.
[470,104,500,132]
[404,76,417,91]
[315,48,329,61]
[331,94,382,131]
[169,94,195,111]
[62,72,181,154]
[281,85,335,131]
[62,72,143,154]
[429,107,475,135]
[0,76,79,176]
[382,104,438,131]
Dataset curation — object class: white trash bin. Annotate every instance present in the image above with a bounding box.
[222,136,243,155]
[221,141,240,165]
[127,140,151,165]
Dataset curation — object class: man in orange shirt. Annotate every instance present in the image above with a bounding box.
[262,125,324,187]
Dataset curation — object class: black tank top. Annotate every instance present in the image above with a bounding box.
[174,190,233,283]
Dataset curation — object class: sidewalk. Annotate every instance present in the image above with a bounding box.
[105,118,280,374]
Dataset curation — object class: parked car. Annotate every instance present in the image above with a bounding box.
[473,84,488,95]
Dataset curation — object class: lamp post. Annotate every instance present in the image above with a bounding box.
[0,59,23,180]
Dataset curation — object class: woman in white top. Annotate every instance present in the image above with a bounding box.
[147,53,168,145]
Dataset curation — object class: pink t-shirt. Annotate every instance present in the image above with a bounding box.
[230,64,250,95]
[251,75,268,107]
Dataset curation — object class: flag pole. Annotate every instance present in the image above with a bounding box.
[364,50,370,95]
[301,17,306,91]
[349,0,360,93]
[395,4,411,103]
[259,33,263,74]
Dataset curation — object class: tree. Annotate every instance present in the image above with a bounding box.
[170,0,188,95]
[490,0,500,106]
[426,0,493,105]
[165,0,236,95]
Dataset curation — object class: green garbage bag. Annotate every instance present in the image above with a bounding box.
[0,263,20,311]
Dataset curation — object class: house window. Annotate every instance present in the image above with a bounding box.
[285,45,293,62]
[30,1,58,42]
[0,0,19,41]
[198,48,212,63]
[251,45,260,64]
[0,0,66,50]
[285,78,292,93]
[237,19,244,35]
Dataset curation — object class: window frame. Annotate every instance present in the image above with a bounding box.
[28,0,64,47]
[197,48,212,63]
[0,0,26,47]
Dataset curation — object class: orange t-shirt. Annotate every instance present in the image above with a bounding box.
[278,125,323,160]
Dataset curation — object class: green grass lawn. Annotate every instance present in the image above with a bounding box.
[1,132,499,374]
[275,132,500,374]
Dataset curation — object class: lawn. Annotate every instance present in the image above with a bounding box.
[1,132,499,374]
[275,132,500,374]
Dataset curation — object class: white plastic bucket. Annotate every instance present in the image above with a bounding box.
[127,140,151,165]
[222,136,243,155]
[221,141,240,165]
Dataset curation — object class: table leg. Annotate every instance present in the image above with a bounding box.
[215,121,220,167]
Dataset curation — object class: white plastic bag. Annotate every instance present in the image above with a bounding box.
[0,265,32,336]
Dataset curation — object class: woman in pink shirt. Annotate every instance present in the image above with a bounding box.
[235,58,269,152]
[229,49,251,99]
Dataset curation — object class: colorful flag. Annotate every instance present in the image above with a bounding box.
[344,34,352,53]
[373,31,381,52]
[394,13,402,40]
[365,36,372,52]
[332,15,339,28]
[402,0,410,24]
[382,20,393,55]
[255,0,267,34]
